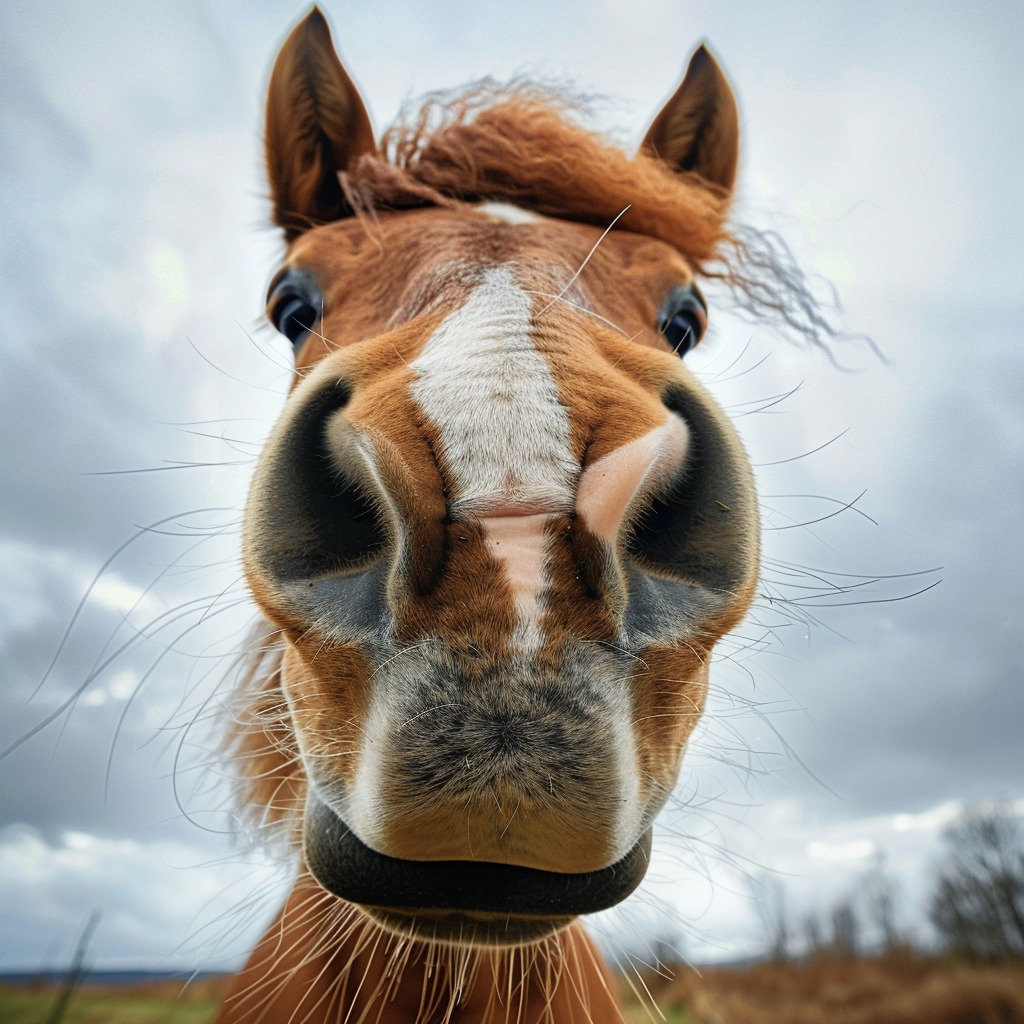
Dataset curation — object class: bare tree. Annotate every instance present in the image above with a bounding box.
[929,802,1024,958]
[752,874,790,962]
[801,910,826,958]
[830,899,860,957]
[862,853,907,953]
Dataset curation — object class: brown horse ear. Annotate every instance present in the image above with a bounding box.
[641,45,739,194]
[265,7,375,239]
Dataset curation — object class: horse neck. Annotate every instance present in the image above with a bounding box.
[215,872,626,1024]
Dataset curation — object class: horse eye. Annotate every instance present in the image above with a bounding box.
[657,284,707,356]
[272,293,319,347]
[267,268,322,351]
[661,309,702,355]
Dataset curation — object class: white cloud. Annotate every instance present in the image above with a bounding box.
[807,839,876,861]
[0,824,288,971]
[892,801,962,833]
[91,575,149,614]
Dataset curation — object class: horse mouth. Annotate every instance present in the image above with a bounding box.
[303,796,653,946]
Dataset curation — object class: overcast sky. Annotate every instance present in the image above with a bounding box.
[1,0,1021,973]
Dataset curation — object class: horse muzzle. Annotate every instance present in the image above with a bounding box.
[303,794,653,946]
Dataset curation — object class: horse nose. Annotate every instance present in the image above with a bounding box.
[245,362,692,646]
[243,372,450,638]
[244,380,387,586]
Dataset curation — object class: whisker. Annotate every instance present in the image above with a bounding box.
[537,205,631,317]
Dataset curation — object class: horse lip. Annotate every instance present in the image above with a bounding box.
[303,796,653,917]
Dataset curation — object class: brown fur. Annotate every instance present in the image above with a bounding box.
[225,636,304,841]
[217,872,624,1024]
[232,219,756,1018]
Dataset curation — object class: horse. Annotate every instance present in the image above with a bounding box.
[216,8,775,1022]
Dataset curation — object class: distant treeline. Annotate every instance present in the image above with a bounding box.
[757,801,1024,961]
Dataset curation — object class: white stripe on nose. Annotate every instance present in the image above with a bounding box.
[411,266,576,641]
[410,265,576,519]
[478,511,551,650]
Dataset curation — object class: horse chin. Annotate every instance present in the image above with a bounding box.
[363,908,575,948]
[302,795,653,947]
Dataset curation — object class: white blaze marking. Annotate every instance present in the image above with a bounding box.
[411,265,575,517]
[411,265,575,643]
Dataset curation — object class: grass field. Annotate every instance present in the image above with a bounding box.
[621,955,1024,1024]
[0,976,228,1024]
[3,957,1022,1023]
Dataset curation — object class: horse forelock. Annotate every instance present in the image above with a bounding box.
[337,84,732,272]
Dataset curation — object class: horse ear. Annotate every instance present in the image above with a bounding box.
[641,45,739,195]
[265,7,375,239]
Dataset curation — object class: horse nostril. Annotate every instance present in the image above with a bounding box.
[626,385,758,595]
[246,379,387,584]
[576,412,689,546]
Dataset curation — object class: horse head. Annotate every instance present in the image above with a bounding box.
[238,6,758,954]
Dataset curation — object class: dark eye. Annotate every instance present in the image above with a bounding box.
[272,294,318,346]
[267,269,322,350]
[657,284,707,356]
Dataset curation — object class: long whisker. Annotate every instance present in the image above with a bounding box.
[536,205,631,317]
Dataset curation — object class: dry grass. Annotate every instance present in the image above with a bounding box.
[0,976,230,1024]
[620,955,1024,1024]
[3,958,1022,1023]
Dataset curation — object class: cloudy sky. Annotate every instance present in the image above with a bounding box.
[1,0,1021,973]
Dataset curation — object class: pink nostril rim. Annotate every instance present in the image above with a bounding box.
[577,413,689,544]
[478,503,558,518]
